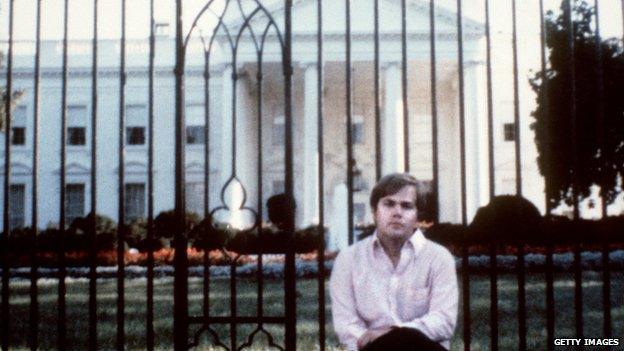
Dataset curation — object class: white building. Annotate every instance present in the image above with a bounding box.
[4,0,603,249]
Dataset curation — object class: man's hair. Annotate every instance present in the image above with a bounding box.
[369,173,419,210]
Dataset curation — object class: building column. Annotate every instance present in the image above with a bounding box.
[235,68,258,212]
[301,63,319,226]
[220,64,233,188]
[464,60,488,220]
[382,62,405,175]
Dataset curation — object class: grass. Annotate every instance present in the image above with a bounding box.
[4,271,624,350]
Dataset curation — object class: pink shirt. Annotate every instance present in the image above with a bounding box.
[329,229,458,350]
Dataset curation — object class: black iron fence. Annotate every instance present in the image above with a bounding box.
[1,0,623,350]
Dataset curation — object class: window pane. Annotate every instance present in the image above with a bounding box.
[186,126,205,145]
[65,184,85,226]
[9,184,25,229]
[126,127,145,145]
[504,123,515,142]
[67,127,86,145]
[125,183,145,223]
[352,122,364,144]
[11,127,25,145]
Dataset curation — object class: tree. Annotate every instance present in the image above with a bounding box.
[530,0,624,209]
[0,51,25,132]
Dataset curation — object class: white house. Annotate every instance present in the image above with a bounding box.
[3,0,596,250]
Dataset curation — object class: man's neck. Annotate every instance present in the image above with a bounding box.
[377,234,411,268]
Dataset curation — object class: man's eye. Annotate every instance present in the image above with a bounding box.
[402,203,415,209]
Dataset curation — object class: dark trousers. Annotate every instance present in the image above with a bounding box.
[361,327,448,351]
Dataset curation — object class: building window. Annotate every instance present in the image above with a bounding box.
[273,117,285,146]
[126,105,146,145]
[125,183,145,223]
[272,180,285,195]
[11,127,25,145]
[9,184,25,229]
[186,182,205,215]
[67,127,86,145]
[65,183,85,226]
[352,115,364,144]
[11,106,27,146]
[68,105,87,146]
[185,104,205,145]
[126,127,145,145]
[503,123,516,142]
[186,126,205,144]
[353,202,366,225]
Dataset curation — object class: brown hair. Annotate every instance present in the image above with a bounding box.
[369,173,419,210]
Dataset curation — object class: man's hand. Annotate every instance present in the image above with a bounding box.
[356,327,394,350]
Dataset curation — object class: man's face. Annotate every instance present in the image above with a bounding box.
[373,185,418,241]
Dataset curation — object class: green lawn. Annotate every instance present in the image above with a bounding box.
[5,271,623,350]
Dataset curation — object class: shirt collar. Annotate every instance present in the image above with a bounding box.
[371,228,426,256]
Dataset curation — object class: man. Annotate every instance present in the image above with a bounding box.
[330,173,458,351]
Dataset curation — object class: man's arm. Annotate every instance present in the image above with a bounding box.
[397,249,458,342]
[329,249,368,351]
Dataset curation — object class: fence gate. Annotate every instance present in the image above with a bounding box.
[172,1,297,350]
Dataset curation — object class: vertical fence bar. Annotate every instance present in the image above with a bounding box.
[255,50,264,327]
[484,1,497,347]
[116,1,127,349]
[593,0,611,339]
[146,0,156,349]
[461,244,470,351]
[1,0,15,349]
[29,1,42,349]
[455,0,467,227]
[173,0,189,349]
[516,245,526,350]
[374,0,381,181]
[564,0,583,341]
[202,42,211,326]
[511,0,522,197]
[510,1,526,349]
[89,1,99,350]
[316,0,326,348]
[429,0,439,223]
[456,0,470,350]
[230,263,237,351]
[538,1,555,349]
[58,1,70,348]
[345,0,354,245]
[230,49,238,351]
[283,0,296,348]
[400,0,409,172]
[545,242,554,351]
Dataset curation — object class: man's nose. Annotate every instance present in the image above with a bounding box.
[392,205,402,216]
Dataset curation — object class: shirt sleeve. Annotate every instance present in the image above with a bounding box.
[329,249,368,351]
[397,249,458,344]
